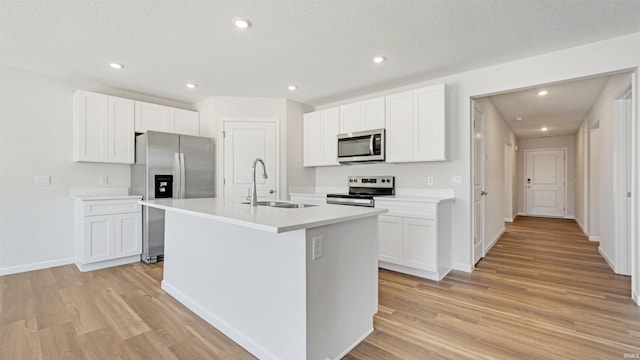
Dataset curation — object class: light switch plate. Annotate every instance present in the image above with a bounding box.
[451,176,463,186]
[312,236,323,260]
[34,175,51,186]
[99,175,109,185]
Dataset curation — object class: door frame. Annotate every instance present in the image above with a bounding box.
[220,118,280,200]
[613,81,633,275]
[523,147,567,218]
[471,101,485,266]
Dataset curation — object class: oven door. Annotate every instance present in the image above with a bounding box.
[337,129,385,163]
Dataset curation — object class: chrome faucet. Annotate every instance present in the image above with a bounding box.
[250,158,268,206]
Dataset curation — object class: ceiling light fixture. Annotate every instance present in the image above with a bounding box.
[109,63,124,69]
[288,85,297,91]
[186,83,197,89]
[537,90,549,96]
[541,127,548,132]
[233,18,251,29]
[515,116,523,121]
[372,56,385,63]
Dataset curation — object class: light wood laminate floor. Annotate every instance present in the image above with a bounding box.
[1,216,639,359]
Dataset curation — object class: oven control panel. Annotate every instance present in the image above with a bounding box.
[348,176,395,188]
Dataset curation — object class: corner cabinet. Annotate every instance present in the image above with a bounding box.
[376,198,453,281]
[73,90,135,164]
[385,83,447,162]
[74,197,142,272]
[303,107,340,167]
[134,101,200,136]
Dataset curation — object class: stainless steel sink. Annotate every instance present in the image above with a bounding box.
[241,201,317,208]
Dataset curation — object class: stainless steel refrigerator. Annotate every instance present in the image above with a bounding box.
[131,131,215,263]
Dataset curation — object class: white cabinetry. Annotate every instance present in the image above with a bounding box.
[339,97,385,133]
[74,197,142,272]
[303,107,340,167]
[385,84,447,162]
[376,198,453,281]
[135,101,199,136]
[73,90,135,164]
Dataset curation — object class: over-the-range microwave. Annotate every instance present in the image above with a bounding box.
[337,128,385,163]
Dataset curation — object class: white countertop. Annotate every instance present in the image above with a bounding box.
[71,194,142,201]
[374,195,454,203]
[140,198,387,234]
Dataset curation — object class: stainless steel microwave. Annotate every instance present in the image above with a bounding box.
[337,129,385,163]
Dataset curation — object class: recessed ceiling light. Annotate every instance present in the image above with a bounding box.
[515,116,523,121]
[186,83,197,89]
[233,18,251,29]
[372,56,385,63]
[109,63,124,69]
[541,127,548,132]
[537,90,549,96]
[288,85,297,91]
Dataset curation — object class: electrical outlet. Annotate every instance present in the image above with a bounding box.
[452,175,463,185]
[99,175,109,185]
[312,236,323,260]
[34,175,51,186]
[427,176,434,185]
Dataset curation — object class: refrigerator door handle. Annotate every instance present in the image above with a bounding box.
[174,152,181,199]
[180,153,186,198]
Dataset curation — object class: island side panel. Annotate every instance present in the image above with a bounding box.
[306,216,379,360]
[161,211,308,360]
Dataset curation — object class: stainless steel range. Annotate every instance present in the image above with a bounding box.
[326,176,395,207]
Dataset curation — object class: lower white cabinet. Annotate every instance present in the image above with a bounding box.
[376,198,453,281]
[74,197,142,272]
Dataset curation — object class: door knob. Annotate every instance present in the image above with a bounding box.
[481,191,487,196]
[269,189,275,194]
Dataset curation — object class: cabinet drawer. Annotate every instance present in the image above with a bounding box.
[83,199,140,216]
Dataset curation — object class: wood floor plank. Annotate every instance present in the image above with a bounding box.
[1,216,639,359]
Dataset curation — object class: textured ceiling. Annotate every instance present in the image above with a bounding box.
[1,0,639,107]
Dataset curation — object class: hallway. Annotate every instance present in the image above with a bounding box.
[347,216,640,359]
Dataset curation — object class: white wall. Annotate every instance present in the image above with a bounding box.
[575,121,588,233]
[0,65,197,274]
[583,73,634,273]
[589,126,601,239]
[516,135,576,217]
[315,33,640,272]
[195,96,314,200]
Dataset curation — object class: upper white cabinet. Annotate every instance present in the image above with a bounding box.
[135,101,199,136]
[303,107,340,167]
[74,90,135,164]
[385,84,447,162]
[339,96,385,134]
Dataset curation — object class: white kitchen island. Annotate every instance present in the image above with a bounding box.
[140,198,387,360]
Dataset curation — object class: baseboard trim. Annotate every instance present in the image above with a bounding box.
[504,217,514,223]
[0,257,75,276]
[75,255,141,272]
[589,235,601,242]
[633,290,639,306]
[333,328,374,360]
[575,218,588,236]
[598,247,615,271]
[485,228,504,255]
[453,262,473,273]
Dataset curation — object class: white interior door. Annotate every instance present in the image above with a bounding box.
[473,103,485,265]
[223,121,277,201]
[525,149,566,217]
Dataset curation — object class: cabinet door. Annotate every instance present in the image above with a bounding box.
[385,91,413,162]
[114,212,142,258]
[378,215,403,264]
[84,215,114,263]
[171,108,200,136]
[135,101,171,133]
[339,102,362,134]
[303,112,323,166]
[403,218,437,272]
[361,97,385,131]
[108,96,135,164]
[74,90,108,162]
[321,108,340,166]
[414,84,446,161]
